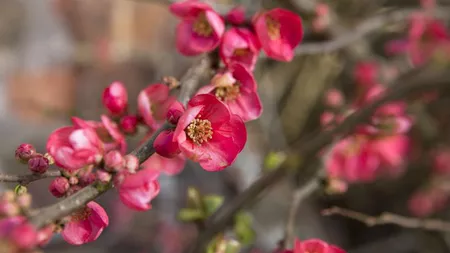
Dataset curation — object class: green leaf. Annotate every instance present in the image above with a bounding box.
[224,240,241,253]
[14,185,27,195]
[177,208,205,222]
[202,195,224,217]
[264,151,287,172]
[187,187,203,209]
[234,212,255,245]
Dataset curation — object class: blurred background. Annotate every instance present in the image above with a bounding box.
[1,0,450,252]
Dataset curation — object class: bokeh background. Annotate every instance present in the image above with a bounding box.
[1,0,450,252]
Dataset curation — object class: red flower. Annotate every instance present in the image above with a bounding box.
[102,81,128,116]
[62,201,109,245]
[173,94,247,171]
[294,239,346,253]
[197,64,262,122]
[225,6,246,26]
[118,168,160,211]
[353,61,378,87]
[154,130,181,158]
[170,0,225,55]
[253,8,303,61]
[219,28,260,71]
[142,153,186,176]
[138,84,176,130]
[47,124,103,173]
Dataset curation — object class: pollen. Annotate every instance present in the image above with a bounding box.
[266,16,281,40]
[71,207,92,222]
[233,48,250,56]
[193,13,213,37]
[186,118,213,145]
[215,84,241,102]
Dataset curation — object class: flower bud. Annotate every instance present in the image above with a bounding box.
[96,170,112,184]
[0,201,20,216]
[119,115,138,135]
[113,171,129,186]
[28,154,49,174]
[10,223,38,250]
[124,155,139,173]
[16,193,32,209]
[68,176,79,185]
[166,101,184,125]
[324,89,344,108]
[225,6,246,25]
[15,144,36,163]
[15,185,27,195]
[78,173,96,187]
[102,81,128,116]
[49,177,70,198]
[104,150,124,172]
[154,130,180,158]
[1,191,15,202]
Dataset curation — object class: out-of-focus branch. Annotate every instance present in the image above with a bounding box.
[29,54,212,229]
[322,206,450,232]
[0,171,61,185]
[188,66,450,253]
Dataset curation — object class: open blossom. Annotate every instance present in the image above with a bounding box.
[173,94,247,171]
[138,84,176,130]
[170,0,225,55]
[142,153,186,176]
[62,201,109,245]
[220,28,260,71]
[102,81,128,116]
[253,8,303,61]
[118,168,160,211]
[197,63,262,122]
[47,123,103,173]
[282,238,345,253]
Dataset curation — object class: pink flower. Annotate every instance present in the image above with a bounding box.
[324,88,344,108]
[154,130,181,158]
[408,189,448,217]
[62,201,109,245]
[118,168,160,211]
[371,135,409,176]
[253,8,303,61]
[197,63,262,122]
[173,94,247,171]
[225,6,246,26]
[120,115,138,134]
[138,84,176,129]
[102,82,128,116]
[47,124,103,173]
[142,153,186,176]
[354,61,378,87]
[294,238,346,253]
[170,0,225,55]
[432,148,450,174]
[0,217,39,250]
[219,28,260,71]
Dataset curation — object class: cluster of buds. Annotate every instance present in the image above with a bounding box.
[15,144,52,174]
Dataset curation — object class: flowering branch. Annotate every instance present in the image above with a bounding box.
[322,206,450,232]
[188,66,450,253]
[28,54,213,229]
[0,171,61,185]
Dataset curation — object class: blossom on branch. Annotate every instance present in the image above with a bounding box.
[118,168,160,211]
[220,28,260,71]
[102,82,128,116]
[170,0,225,55]
[173,94,247,171]
[138,83,176,130]
[282,238,346,253]
[142,153,186,176]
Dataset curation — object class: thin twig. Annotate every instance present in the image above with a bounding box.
[0,170,61,185]
[29,54,213,229]
[188,66,450,253]
[322,206,450,232]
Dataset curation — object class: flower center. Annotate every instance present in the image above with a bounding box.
[71,207,91,222]
[193,13,213,37]
[233,48,250,57]
[186,118,213,145]
[344,135,366,156]
[266,16,281,40]
[96,127,114,143]
[215,84,240,101]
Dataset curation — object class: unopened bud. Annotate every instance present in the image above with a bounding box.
[324,88,344,108]
[124,155,139,173]
[104,150,125,172]
[113,171,129,186]
[102,81,128,116]
[10,223,38,250]
[2,191,16,202]
[166,101,184,125]
[49,177,70,198]
[0,201,20,216]
[120,115,138,135]
[96,170,112,184]
[28,154,49,174]
[15,185,27,195]
[16,193,32,208]
[15,144,36,164]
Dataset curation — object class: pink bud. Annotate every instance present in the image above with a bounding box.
[78,172,96,187]
[104,150,125,172]
[16,193,32,209]
[154,130,181,158]
[15,143,36,163]
[68,176,79,185]
[324,89,344,108]
[102,82,128,116]
[225,6,246,25]
[320,112,335,127]
[113,171,129,186]
[315,3,329,16]
[120,115,138,134]
[37,224,55,247]
[28,154,49,174]
[0,201,19,216]
[49,177,70,198]
[166,101,185,125]
[124,155,139,173]
[10,223,38,250]
[96,170,112,184]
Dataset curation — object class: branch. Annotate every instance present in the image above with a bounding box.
[0,171,61,185]
[29,54,213,229]
[188,66,450,253]
[322,206,450,232]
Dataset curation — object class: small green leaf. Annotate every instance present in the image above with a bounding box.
[234,212,255,245]
[14,185,27,195]
[187,187,203,209]
[202,195,224,216]
[177,208,205,222]
[264,151,287,171]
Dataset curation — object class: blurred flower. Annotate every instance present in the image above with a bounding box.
[225,6,246,25]
[196,63,262,122]
[220,28,260,71]
[253,8,303,61]
[353,61,379,87]
[324,89,344,108]
[120,115,138,135]
[170,0,225,55]
[142,153,186,176]
[62,202,109,245]
[408,189,448,217]
[138,84,176,130]
[102,82,128,116]
[173,94,247,171]
[291,238,346,253]
[118,168,160,211]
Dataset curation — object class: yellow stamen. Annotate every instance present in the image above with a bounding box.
[266,16,281,40]
[215,85,241,102]
[233,48,250,56]
[71,207,91,222]
[193,13,213,37]
[186,118,213,145]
